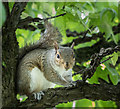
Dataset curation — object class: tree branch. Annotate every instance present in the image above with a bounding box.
[18,81,120,108]
[45,13,66,20]
[2,2,28,107]
[17,13,66,30]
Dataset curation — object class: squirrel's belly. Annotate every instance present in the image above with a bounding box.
[30,67,55,93]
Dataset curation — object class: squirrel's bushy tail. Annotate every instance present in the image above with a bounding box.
[39,21,62,48]
[19,21,62,60]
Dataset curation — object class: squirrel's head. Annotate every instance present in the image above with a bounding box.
[54,42,75,71]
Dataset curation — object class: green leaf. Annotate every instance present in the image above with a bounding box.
[64,8,79,22]
[73,74,82,81]
[100,8,116,22]
[54,10,66,37]
[82,1,95,13]
[116,63,120,76]
[75,99,93,107]
[105,63,119,85]
[111,52,118,66]
[88,65,109,84]
[88,72,99,84]
[16,94,28,102]
[89,12,100,28]
[55,2,65,11]
[2,61,6,68]
[99,8,117,44]
[118,51,120,56]
[56,102,73,107]
[95,2,110,12]
[30,29,41,42]
[96,100,117,107]
[113,33,120,44]
[8,2,14,12]
[97,65,109,83]
[74,38,99,49]
[65,6,75,15]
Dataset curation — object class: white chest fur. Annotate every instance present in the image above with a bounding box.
[30,67,55,93]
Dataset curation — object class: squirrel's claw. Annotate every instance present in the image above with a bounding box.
[33,91,44,100]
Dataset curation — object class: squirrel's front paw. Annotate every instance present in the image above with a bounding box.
[33,91,44,100]
[69,81,76,87]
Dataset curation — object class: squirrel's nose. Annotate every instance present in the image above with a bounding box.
[64,62,69,70]
[66,62,69,67]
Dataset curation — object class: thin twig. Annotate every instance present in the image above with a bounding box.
[72,69,83,76]
[18,13,66,30]
[19,13,66,24]
[100,56,113,64]
[44,13,66,21]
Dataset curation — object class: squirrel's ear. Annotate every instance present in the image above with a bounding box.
[54,41,59,51]
[71,42,75,49]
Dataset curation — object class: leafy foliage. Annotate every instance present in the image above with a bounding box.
[7,1,120,107]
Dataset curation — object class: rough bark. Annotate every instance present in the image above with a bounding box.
[2,2,28,107]
[0,29,2,109]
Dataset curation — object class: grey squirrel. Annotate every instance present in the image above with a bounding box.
[17,21,75,99]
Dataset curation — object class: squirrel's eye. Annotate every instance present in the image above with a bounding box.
[57,54,60,59]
